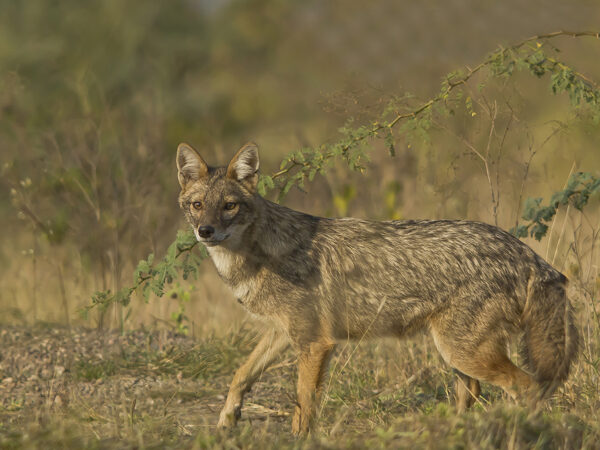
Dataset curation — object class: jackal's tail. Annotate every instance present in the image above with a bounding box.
[520,275,579,399]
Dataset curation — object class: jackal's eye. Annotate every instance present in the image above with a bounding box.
[191,201,202,210]
[224,202,237,211]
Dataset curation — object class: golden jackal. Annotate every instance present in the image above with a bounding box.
[176,142,578,434]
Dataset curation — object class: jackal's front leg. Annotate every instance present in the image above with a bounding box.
[292,341,335,435]
[217,328,289,428]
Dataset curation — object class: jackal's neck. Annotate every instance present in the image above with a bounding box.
[205,198,319,309]
[251,198,320,259]
[206,198,319,282]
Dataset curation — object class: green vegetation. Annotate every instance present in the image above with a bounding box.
[513,171,600,240]
[90,31,600,313]
[74,360,117,381]
[1,0,599,448]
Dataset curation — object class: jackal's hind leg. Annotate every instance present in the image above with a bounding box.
[454,370,481,412]
[431,308,534,405]
[466,348,534,401]
[435,330,534,402]
[292,341,336,435]
[217,329,289,428]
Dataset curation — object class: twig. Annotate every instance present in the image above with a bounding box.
[547,161,576,262]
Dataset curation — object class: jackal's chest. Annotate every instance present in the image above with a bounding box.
[206,246,257,304]
[206,246,238,279]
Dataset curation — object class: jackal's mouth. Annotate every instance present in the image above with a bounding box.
[198,234,230,246]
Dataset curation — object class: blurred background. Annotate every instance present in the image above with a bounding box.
[1,0,599,332]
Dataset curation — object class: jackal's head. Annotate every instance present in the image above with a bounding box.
[176,143,260,248]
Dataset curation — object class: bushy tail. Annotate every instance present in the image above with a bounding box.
[520,275,579,399]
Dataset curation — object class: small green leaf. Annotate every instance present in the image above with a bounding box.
[257,178,267,196]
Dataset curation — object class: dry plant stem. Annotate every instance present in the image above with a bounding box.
[493,107,514,225]
[568,216,585,276]
[455,371,482,412]
[573,210,600,284]
[18,201,52,237]
[546,161,577,261]
[32,231,38,323]
[51,136,102,222]
[320,298,388,418]
[485,102,499,225]
[57,264,71,328]
[108,250,119,330]
[514,125,564,237]
[552,203,573,267]
[513,135,536,236]
[434,116,499,225]
[584,222,600,283]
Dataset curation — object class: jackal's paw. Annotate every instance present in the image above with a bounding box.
[217,406,241,429]
[291,406,310,436]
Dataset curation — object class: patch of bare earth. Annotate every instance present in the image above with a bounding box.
[0,325,298,448]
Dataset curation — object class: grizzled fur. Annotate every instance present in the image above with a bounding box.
[176,143,579,435]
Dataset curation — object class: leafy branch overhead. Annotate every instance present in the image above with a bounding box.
[258,31,600,198]
[88,30,600,312]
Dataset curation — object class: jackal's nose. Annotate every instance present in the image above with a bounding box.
[198,225,215,239]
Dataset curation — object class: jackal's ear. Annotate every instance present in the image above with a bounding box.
[226,143,259,191]
[176,143,208,188]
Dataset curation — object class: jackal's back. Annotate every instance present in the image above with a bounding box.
[318,218,563,298]
[286,216,566,339]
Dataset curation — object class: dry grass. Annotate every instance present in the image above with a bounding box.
[1,268,599,450]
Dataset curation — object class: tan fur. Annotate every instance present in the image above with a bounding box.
[176,143,579,434]
[292,341,336,434]
[217,328,289,428]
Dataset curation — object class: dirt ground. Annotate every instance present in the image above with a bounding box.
[0,325,298,448]
[1,325,599,449]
